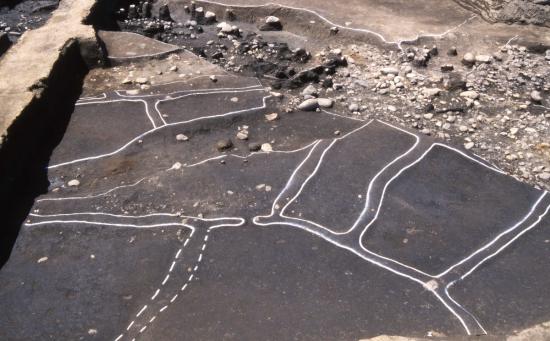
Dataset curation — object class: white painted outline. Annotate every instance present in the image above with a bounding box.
[76,97,159,128]
[36,178,148,202]
[252,118,550,335]
[192,0,477,49]
[49,95,272,169]
[36,212,247,341]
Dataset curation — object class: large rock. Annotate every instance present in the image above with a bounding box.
[297,98,319,111]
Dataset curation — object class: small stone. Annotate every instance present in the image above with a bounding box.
[176,134,189,141]
[216,139,233,151]
[261,143,273,152]
[265,113,279,121]
[464,142,475,150]
[461,52,475,66]
[135,77,148,84]
[475,54,492,64]
[37,256,48,263]
[248,142,262,151]
[423,113,433,119]
[297,98,319,111]
[459,125,468,132]
[381,67,399,75]
[460,90,479,100]
[348,103,359,112]
[422,88,441,97]
[169,65,178,72]
[255,184,266,191]
[236,130,248,140]
[170,162,182,170]
[217,22,236,33]
[538,172,550,181]
[302,84,318,97]
[388,105,397,112]
[317,98,334,108]
[122,78,132,84]
[230,97,239,102]
[88,329,98,335]
[204,11,216,24]
[209,75,217,82]
[530,90,543,103]
[67,179,80,187]
[260,16,282,31]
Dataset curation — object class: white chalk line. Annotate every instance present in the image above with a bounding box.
[194,0,476,49]
[48,95,271,169]
[114,76,263,98]
[36,178,148,202]
[279,119,419,236]
[75,85,265,129]
[154,87,267,125]
[78,93,107,101]
[76,97,159,128]
[354,141,512,279]
[183,139,321,168]
[114,217,244,340]
[38,140,319,206]
[252,118,549,334]
[277,118,513,280]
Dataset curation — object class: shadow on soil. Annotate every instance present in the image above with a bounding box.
[0,40,88,268]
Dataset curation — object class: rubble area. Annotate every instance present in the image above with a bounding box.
[111,1,550,191]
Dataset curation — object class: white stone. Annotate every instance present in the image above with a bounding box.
[265,113,279,121]
[265,16,280,23]
[176,134,189,141]
[67,179,80,187]
[135,77,148,84]
[460,90,479,100]
[297,98,319,111]
[317,98,334,108]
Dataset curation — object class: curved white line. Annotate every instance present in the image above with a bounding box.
[48,95,271,169]
[193,0,476,49]
[437,191,548,277]
[25,219,194,230]
[115,84,263,99]
[75,98,158,128]
[154,88,266,125]
[184,139,321,168]
[114,75,260,96]
[444,285,487,335]
[78,93,107,101]
[35,178,148,202]
[460,200,550,280]
[279,120,418,235]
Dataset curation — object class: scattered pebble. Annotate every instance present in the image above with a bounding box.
[67,179,80,187]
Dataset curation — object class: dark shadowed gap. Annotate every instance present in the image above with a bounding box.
[0,39,89,268]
